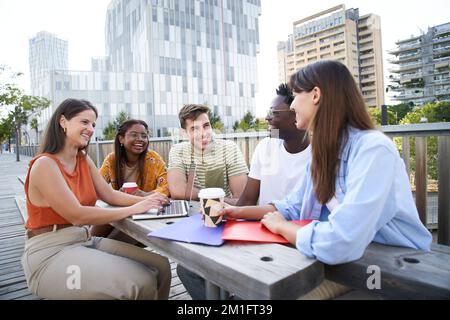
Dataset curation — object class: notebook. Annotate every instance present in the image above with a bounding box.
[222,220,313,244]
[147,214,225,246]
[132,162,197,220]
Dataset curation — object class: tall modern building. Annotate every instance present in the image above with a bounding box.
[29,0,261,139]
[104,0,261,136]
[388,22,450,105]
[277,4,385,107]
[29,31,68,96]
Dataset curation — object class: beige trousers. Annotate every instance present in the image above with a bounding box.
[21,226,171,300]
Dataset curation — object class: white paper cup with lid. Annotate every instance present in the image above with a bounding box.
[198,188,225,227]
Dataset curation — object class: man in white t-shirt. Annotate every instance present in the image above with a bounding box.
[237,83,311,206]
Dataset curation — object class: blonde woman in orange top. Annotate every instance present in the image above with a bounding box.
[91,119,169,240]
[21,99,171,300]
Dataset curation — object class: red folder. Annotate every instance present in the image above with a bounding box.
[222,220,313,244]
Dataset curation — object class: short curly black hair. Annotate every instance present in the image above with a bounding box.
[276,83,294,105]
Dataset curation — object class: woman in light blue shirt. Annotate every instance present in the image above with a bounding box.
[221,60,432,266]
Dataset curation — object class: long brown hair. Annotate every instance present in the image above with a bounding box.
[114,119,149,189]
[39,98,98,155]
[289,60,375,204]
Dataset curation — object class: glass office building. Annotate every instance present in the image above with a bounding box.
[105,0,261,136]
[30,0,261,139]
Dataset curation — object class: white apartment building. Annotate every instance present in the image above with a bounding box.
[388,22,450,105]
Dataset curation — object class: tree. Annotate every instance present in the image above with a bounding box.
[30,118,39,144]
[232,121,239,132]
[102,111,130,140]
[388,102,414,123]
[368,107,396,125]
[235,111,255,132]
[399,101,450,181]
[0,117,14,152]
[253,118,268,131]
[1,67,50,161]
[207,110,224,132]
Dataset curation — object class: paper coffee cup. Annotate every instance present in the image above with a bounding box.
[198,188,225,227]
[122,182,138,194]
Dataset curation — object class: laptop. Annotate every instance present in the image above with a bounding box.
[132,162,197,220]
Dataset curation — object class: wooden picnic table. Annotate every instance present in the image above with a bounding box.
[96,200,324,300]
[96,199,450,300]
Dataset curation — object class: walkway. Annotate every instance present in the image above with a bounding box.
[0,152,190,300]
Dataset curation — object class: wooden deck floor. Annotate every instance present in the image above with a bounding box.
[0,152,190,300]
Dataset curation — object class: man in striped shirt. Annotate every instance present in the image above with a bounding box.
[167,104,248,205]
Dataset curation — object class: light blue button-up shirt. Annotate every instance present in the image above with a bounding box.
[272,127,432,265]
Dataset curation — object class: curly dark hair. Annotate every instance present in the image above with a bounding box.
[114,119,149,189]
[276,83,294,106]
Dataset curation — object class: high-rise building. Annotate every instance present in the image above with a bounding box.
[105,0,261,135]
[277,4,385,107]
[29,0,261,139]
[29,31,68,97]
[388,22,450,105]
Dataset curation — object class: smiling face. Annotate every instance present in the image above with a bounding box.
[183,112,213,151]
[119,124,149,156]
[60,109,97,149]
[290,87,321,131]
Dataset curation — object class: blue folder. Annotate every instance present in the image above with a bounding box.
[147,214,225,246]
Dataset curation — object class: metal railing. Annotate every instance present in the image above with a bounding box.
[19,123,450,245]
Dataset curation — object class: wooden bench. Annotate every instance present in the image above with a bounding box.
[16,176,28,223]
[325,242,450,299]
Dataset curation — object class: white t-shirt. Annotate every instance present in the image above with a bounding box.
[249,137,311,205]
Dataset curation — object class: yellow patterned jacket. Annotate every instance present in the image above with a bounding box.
[99,150,170,196]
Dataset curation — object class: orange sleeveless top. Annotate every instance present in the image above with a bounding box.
[24,153,97,229]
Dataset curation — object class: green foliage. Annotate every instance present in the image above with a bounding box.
[367,107,396,125]
[1,65,50,160]
[115,111,129,127]
[253,118,268,130]
[30,118,39,145]
[0,117,14,144]
[233,111,267,132]
[102,111,130,140]
[398,101,450,181]
[388,102,414,123]
[238,119,250,131]
[232,111,269,132]
[232,121,239,131]
[207,110,224,132]
[400,107,423,124]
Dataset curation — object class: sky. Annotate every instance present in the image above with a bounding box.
[1,0,449,117]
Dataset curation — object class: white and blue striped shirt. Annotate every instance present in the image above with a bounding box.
[272,127,432,265]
